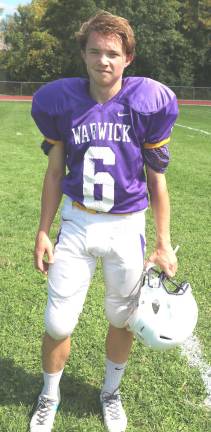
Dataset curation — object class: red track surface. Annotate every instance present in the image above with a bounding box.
[178,99,211,106]
[0,95,211,105]
[0,95,32,101]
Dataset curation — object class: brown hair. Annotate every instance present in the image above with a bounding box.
[75,10,136,56]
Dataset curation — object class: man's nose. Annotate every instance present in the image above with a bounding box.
[99,53,109,64]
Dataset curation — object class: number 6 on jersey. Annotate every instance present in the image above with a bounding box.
[83,146,115,212]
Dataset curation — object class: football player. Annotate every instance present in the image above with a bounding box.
[30,10,178,432]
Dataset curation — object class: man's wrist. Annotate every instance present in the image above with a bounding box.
[37,228,50,237]
[155,239,171,250]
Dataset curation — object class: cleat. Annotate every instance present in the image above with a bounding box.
[100,389,127,432]
[30,389,60,431]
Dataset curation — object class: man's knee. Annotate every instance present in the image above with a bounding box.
[105,299,132,328]
[45,309,78,340]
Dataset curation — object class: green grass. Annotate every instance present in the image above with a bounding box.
[0,102,210,431]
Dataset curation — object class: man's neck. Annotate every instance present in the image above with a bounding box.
[89,80,122,104]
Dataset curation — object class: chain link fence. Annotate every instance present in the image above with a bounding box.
[0,80,211,100]
[0,81,44,96]
[170,86,211,100]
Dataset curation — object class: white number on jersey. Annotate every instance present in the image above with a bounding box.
[83,146,115,212]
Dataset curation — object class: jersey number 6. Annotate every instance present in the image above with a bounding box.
[83,146,115,212]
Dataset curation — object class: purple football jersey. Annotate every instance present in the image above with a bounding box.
[32,77,178,213]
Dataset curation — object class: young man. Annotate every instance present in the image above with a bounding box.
[30,10,178,432]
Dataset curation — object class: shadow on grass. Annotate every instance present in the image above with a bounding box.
[0,358,100,417]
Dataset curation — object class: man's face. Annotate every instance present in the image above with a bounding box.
[82,31,132,89]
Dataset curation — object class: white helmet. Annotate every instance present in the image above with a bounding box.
[127,269,198,350]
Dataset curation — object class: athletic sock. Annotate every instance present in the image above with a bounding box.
[101,358,127,395]
[41,369,63,399]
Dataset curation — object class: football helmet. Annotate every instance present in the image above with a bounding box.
[127,268,198,350]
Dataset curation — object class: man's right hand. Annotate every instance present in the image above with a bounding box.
[34,230,54,274]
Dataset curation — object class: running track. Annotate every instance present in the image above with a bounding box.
[0,95,211,105]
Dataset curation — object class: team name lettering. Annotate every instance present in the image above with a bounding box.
[72,122,131,145]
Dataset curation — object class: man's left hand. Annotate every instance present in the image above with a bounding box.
[145,245,178,278]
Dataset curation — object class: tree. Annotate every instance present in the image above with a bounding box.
[0,0,210,85]
[95,0,194,85]
[41,0,195,85]
[129,0,194,85]
[0,1,63,81]
[178,0,211,85]
[40,0,100,77]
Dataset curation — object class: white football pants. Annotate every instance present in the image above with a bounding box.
[45,197,146,340]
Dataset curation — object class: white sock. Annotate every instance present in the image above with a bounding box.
[102,359,127,395]
[41,369,63,399]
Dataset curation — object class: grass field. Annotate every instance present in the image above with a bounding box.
[0,102,210,432]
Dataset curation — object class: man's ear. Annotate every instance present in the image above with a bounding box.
[125,54,134,68]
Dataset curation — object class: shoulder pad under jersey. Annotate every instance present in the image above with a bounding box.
[32,77,89,116]
[119,77,177,115]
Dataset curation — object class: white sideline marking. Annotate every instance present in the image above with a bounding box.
[175,123,211,135]
[181,335,211,408]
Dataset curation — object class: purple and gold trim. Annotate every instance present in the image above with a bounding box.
[45,137,63,145]
[144,137,170,149]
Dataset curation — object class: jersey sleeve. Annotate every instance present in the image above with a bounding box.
[41,139,54,155]
[32,97,62,142]
[144,93,178,147]
[144,145,170,173]
[143,93,178,172]
[31,83,63,156]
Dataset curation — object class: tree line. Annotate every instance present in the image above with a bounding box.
[0,0,211,86]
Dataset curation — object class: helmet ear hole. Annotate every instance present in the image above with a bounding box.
[152,301,160,314]
[127,270,198,350]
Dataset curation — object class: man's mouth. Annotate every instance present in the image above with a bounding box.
[95,69,111,74]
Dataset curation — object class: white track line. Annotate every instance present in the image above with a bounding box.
[181,335,211,408]
[175,123,211,135]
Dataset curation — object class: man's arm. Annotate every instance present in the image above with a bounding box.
[145,165,177,277]
[34,143,65,274]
